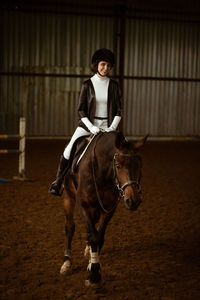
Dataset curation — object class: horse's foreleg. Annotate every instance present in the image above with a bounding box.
[60,190,75,275]
[84,210,114,256]
[82,209,116,285]
[79,206,101,286]
[85,224,101,286]
[97,210,115,254]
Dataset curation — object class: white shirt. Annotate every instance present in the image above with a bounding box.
[91,74,110,118]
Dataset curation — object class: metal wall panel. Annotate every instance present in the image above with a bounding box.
[124,79,200,137]
[1,12,115,74]
[0,11,115,136]
[1,10,200,138]
[125,18,200,78]
[123,18,200,137]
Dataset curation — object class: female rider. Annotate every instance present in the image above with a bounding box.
[49,48,123,196]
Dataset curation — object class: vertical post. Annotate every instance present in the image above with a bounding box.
[119,6,126,97]
[116,5,126,132]
[19,117,26,178]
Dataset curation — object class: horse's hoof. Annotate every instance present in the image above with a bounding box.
[85,263,101,287]
[85,279,102,288]
[60,260,72,275]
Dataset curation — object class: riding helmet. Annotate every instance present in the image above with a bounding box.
[91,48,115,72]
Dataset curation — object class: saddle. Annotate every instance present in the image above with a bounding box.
[69,134,96,175]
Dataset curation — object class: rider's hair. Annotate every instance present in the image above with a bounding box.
[91,48,115,73]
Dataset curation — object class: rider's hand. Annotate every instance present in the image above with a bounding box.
[90,126,100,134]
[106,116,121,132]
[105,126,115,132]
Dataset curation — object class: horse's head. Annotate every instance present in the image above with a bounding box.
[114,133,148,211]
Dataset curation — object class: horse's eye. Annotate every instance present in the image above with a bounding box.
[115,164,121,169]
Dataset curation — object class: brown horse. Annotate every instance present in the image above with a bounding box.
[60,131,147,286]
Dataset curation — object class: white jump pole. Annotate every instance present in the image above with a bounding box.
[0,117,29,181]
[18,117,26,178]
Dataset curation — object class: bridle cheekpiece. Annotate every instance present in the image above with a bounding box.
[113,152,142,198]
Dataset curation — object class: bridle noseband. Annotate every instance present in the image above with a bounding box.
[113,153,142,198]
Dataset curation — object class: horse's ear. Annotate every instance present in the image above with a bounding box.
[115,131,126,149]
[133,134,149,150]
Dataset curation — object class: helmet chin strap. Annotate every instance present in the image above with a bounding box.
[97,71,105,77]
[97,71,109,77]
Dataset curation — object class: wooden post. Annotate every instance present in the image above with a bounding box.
[0,117,30,181]
[18,117,26,178]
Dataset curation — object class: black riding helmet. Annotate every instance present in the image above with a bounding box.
[91,48,115,73]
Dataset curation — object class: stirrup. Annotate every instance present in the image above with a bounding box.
[48,182,64,197]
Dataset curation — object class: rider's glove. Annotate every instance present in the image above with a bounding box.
[90,126,100,134]
[105,116,121,132]
[81,117,100,134]
[105,126,114,132]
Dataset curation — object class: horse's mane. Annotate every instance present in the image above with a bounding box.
[114,131,133,151]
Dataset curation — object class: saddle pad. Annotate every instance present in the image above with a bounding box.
[70,137,90,174]
[69,132,103,175]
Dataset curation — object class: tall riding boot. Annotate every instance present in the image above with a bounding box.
[48,155,69,196]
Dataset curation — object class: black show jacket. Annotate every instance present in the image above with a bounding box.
[77,78,123,131]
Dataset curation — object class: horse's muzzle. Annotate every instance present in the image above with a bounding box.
[124,197,142,211]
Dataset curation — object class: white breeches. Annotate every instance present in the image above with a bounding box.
[63,127,89,159]
[63,119,108,160]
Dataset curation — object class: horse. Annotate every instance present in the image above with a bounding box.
[59,131,147,286]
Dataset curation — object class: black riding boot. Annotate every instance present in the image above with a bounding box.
[48,155,69,196]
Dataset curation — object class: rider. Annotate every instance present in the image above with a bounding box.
[49,48,123,196]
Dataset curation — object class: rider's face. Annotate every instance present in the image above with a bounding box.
[97,61,111,77]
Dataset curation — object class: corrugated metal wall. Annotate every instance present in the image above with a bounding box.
[124,18,200,137]
[0,10,200,138]
[0,11,116,136]
[124,79,200,136]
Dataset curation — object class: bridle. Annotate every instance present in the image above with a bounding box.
[91,133,142,214]
[113,152,142,198]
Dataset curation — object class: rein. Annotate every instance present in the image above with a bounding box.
[91,133,142,214]
[91,132,116,214]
